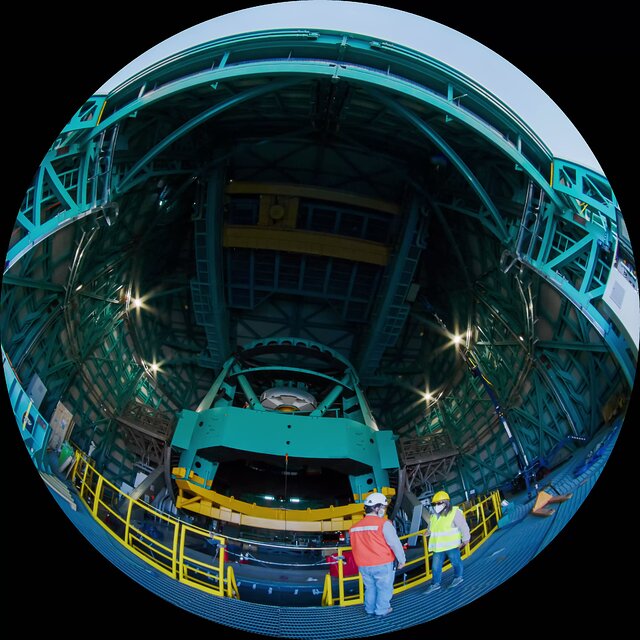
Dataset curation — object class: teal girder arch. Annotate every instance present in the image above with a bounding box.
[5,26,633,497]
[369,88,509,243]
[8,28,552,270]
[113,78,301,195]
[514,158,634,386]
[7,27,631,390]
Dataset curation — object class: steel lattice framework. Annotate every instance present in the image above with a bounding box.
[3,25,635,505]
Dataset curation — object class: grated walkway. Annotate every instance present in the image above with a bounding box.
[44,418,622,639]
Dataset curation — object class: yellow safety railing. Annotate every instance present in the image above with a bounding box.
[322,490,502,606]
[70,450,239,599]
[68,447,500,607]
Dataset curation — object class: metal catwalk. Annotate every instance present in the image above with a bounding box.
[39,418,620,638]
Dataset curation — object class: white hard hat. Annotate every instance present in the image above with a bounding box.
[364,492,388,507]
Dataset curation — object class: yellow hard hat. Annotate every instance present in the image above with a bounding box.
[432,491,450,503]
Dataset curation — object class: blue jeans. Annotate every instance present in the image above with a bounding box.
[430,547,463,585]
[359,562,395,615]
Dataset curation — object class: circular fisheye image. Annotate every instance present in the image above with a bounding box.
[3,2,636,638]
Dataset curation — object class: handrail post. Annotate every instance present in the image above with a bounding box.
[225,564,233,597]
[81,456,90,501]
[93,475,103,517]
[337,547,345,606]
[422,531,431,579]
[177,524,186,581]
[322,572,333,606]
[124,495,134,547]
[70,450,80,481]
[482,495,488,538]
[171,520,180,579]
[218,539,226,597]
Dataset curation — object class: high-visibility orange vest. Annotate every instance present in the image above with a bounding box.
[349,515,395,567]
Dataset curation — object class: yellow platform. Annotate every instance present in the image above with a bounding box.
[173,471,395,532]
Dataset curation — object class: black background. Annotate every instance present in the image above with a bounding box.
[4,2,636,637]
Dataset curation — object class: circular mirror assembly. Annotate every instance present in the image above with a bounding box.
[3,2,635,638]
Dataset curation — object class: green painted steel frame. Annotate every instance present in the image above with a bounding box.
[357,196,423,381]
[173,335,395,499]
[397,251,628,503]
[518,162,634,386]
[7,27,631,387]
[190,172,231,369]
[4,26,635,506]
[8,28,554,268]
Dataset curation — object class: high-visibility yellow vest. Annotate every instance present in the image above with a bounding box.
[428,507,462,552]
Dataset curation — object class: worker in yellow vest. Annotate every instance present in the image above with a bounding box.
[424,490,470,593]
[349,492,406,618]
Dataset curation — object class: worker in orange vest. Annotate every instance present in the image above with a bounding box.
[349,492,406,618]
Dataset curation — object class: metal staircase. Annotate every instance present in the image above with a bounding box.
[40,471,77,511]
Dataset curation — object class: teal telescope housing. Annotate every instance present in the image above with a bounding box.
[171,338,399,527]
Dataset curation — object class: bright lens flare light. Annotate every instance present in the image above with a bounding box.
[143,360,162,375]
[439,330,467,352]
[127,292,159,316]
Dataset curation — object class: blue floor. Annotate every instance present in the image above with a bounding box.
[40,418,622,639]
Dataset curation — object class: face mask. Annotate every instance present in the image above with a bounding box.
[434,503,446,514]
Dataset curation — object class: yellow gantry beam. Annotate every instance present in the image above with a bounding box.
[223,181,396,266]
[175,477,364,531]
[223,225,389,265]
[225,181,400,215]
[173,476,398,532]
